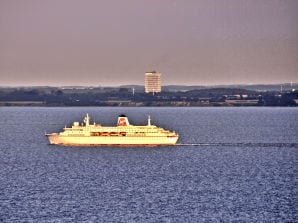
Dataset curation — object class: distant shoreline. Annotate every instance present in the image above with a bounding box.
[0,85,297,107]
[0,102,295,107]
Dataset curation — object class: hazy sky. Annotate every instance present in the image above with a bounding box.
[1,0,297,86]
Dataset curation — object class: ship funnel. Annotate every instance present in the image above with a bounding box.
[117,114,130,126]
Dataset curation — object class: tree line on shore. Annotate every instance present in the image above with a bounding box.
[0,86,296,106]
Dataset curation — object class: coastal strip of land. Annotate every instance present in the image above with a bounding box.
[0,85,297,107]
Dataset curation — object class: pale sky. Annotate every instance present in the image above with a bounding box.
[0,0,297,86]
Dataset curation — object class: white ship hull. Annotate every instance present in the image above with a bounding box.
[47,134,178,146]
[46,114,179,146]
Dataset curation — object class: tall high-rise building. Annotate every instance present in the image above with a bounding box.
[145,71,161,93]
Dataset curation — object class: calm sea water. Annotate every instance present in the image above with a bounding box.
[0,107,297,222]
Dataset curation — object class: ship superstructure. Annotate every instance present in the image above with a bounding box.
[46,114,179,146]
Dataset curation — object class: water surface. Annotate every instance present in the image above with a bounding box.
[0,107,297,222]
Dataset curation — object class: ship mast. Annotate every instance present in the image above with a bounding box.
[148,115,151,126]
[84,113,90,126]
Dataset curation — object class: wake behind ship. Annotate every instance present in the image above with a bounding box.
[46,114,179,146]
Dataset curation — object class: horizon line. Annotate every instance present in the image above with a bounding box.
[0,82,297,88]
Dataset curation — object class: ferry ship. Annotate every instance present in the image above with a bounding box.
[46,114,179,146]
